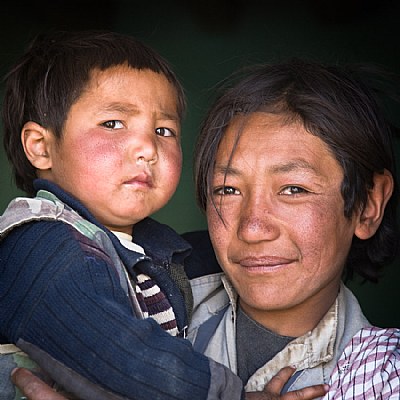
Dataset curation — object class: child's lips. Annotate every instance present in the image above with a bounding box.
[124,173,153,188]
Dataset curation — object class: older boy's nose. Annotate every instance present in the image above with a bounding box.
[237,199,280,243]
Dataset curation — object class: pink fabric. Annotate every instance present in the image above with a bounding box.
[325,327,400,399]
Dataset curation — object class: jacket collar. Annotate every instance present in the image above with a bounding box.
[33,179,192,267]
[220,276,338,391]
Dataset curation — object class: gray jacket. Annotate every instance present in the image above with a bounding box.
[188,273,370,394]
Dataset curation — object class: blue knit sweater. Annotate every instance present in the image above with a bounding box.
[0,180,243,400]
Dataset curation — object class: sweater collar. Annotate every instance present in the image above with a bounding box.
[33,179,191,265]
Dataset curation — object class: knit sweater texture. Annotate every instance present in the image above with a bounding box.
[0,180,244,400]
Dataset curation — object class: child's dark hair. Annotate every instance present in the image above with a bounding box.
[2,30,186,196]
[194,58,399,283]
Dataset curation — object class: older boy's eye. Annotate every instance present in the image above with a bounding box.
[280,186,308,195]
[213,186,240,196]
[156,127,176,137]
[101,120,124,129]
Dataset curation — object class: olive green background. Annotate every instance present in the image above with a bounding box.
[1,0,399,327]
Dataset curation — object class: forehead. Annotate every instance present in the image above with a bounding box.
[87,65,173,93]
[215,112,340,174]
[72,65,180,117]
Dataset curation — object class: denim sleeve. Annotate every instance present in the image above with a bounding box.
[207,359,245,400]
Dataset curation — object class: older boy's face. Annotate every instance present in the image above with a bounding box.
[44,66,182,234]
[207,112,360,337]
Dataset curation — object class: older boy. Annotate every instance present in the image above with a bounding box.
[189,59,400,398]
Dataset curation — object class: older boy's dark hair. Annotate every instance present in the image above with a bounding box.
[194,58,399,282]
[2,30,186,196]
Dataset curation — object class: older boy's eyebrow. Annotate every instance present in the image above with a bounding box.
[270,159,319,174]
[215,159,319,176]
[214,164,241,177]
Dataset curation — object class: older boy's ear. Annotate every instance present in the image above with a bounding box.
[21,121,53,170]
[355,170,394,240]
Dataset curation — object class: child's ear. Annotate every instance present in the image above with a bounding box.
[21,121,53,170]
[355,169,394,240]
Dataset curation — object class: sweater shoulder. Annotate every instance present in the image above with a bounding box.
[0,219,114,275]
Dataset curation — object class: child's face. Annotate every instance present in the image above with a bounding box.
[207,112,361,336]
[42,65,182,234]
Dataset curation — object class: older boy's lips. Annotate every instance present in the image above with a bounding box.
[237,256,295,270]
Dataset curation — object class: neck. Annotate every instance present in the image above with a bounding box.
[239,285,340,337]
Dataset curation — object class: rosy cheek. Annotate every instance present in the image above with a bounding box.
[207,204,221,231]
[207,209,229,258]
[296,205,344,263]
[80,139,122,166]
[172,151,183,177]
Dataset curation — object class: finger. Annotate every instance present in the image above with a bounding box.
[264,366,296,393]
[11,368,68,400]
[281,384,329,400]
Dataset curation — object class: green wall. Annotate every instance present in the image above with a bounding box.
[1,0,399,327]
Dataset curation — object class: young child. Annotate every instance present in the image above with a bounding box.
[0,30,244,400]
[0,31,326,400]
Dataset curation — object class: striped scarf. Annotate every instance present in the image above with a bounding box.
[135,273,178,336]
[112,231,178,336]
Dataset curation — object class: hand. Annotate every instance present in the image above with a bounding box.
[11,368,69,400]
[245,366,329,400]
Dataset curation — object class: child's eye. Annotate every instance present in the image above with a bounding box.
[213,186,240,196]
[101,120,124,130]
[156,127,176,137]
[279,186,308,195]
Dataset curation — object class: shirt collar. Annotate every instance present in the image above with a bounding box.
[220,275,338,391]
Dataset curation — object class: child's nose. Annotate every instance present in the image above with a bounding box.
[131,131,158,165]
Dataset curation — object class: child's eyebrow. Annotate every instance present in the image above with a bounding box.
[100,102,139,114]
[159,110,180,122]
[99,102,179,121]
